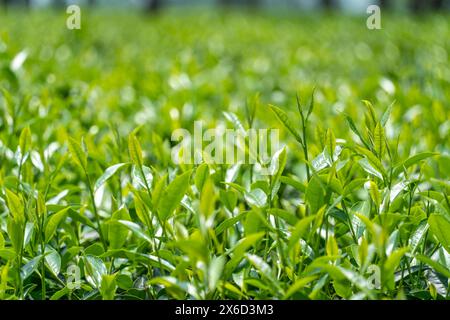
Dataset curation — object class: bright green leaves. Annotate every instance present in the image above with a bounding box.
[288,215,316,253]
[326,236,339,258]
[108,208,131,249]
[67,137,87,171]
[416,254,450,279]
[195,163,210,192]
[83,255,107,289]
[128,133,144,167]
[95,163,129,191]
[133,194,152,227]
[5,189,25,255]
[393,152,438,177]
[200,178,216,218]
[366,181,381,210]
[18,126,31,161]
[244,188,267,208]
[382,247,408,291]
[373,122,386,159]
[268,104,303,146]
[208,255,225,293]
[158,170,192,220]
[324,128,336,164]
[5,189,25,224]
[0,232,4,250]
[428,214,450,253]
[44,208,69,243]
[196,164,216,218]
[224,232,264,278]
[305,176,326,214]
[100,274,117,300]
[357,146,387,181]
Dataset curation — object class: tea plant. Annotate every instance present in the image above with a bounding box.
[0,9,449,300]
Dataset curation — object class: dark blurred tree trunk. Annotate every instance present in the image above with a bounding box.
[24,0,30,7]
[53,0,65,8]
[379,0,389,8]
[1,0,12,8]
[322,0,333,9]
[431,0,445,9]
[246,0,260,6]
[412,0,445,11]
[410,0,427,12]
[145,0,161,12]
[88,0,96,6]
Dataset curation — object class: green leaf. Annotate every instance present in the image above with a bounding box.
[0,249,16,260]
[416,254,450,279]
[283,276,317,299]
[95,163,129,191]
[280,176,306,193]
[344,114,370,149]
[200,178,216,218]
[306,175,326,214]
[393,152,438,177]
[116,220,153,244]
[7,218,24,255]
[324,128,336,164]
[195,163,210,192]
[359,158,383,180]
[128,133,143,167]
[19,126,31,156]
[246,254,282,293]
[21,255,42,280]
[383,247,408,290]
[5,189,25,223]
[244,188,267,208]
[152,173,168,210]
[373,122,385,159]
[84,255,107,288]
[45,208,69,243]
[158,170,192,220]
[428,214,450,253]
[100,274,117,300]
[67,137,87,171]
[269,147,287,199]
[224,232,264,277]
[0,232,4,249]
[108,208,131,250]
[268,208,298,226]
[326,236,339,257]
[269,104,303,145]
[132,165,153,190]
[381,101,395,127]
[362,100,377,125]
[367,181,381,209]
[215,212,247,236]
[133,194,152,228]
[357,147,387,180]
[223,111,246,136]
[45,246,61,276]
[208,255,225,292]
[307,88,315,119]
[50,287,70,300]
[409,221,429,254]
[288,215,316,252]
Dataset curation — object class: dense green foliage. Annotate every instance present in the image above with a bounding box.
[0,9,449,300]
